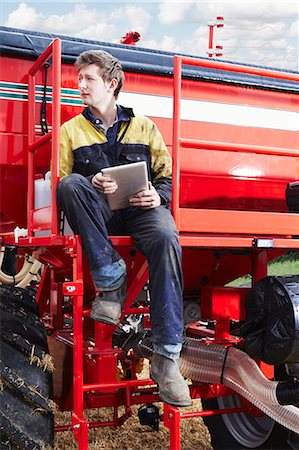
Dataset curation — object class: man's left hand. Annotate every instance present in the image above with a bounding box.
[129,182,161,208]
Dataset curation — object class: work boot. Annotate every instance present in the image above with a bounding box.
[150,353,191,407]
[90,277,127,325]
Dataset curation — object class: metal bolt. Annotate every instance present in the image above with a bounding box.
[66,285,76,292]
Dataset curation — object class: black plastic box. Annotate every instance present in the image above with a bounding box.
[286,181,299,213]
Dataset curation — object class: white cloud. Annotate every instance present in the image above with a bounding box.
[143,35,180,53]
[6,2,42,29]
[158,36,178,51]
[288,20,299,38]
[77,23,117,42]
[4,2,151,42]
[193,1,298,22]
[3,1,298,70]
[158,1,194,24]
[189,1,298,69]
[121,5,152,34]
[76,4,152,42]
[44,4,99,34]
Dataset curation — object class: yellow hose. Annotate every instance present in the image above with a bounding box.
[0,246,42,286]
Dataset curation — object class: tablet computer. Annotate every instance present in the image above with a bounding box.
[101,161,148,210]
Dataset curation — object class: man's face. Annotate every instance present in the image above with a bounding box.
[78,64,111,107]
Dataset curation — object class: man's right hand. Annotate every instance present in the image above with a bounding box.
[92,172,118,194]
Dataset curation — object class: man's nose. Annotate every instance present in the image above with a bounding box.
[79,79,87,89]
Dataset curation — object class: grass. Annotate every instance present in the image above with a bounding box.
[227,251,299,287]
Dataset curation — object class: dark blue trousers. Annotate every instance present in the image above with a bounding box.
[57,173,183,346]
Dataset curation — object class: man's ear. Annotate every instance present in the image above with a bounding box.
[108,78,118,94]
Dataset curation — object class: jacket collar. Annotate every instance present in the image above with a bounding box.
[82,105,134,130]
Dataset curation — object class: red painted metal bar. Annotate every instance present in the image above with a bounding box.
[179,209,299,235]
[3,232,299,250]
[27,67,35,236]
[51,38,62,236]
[179,235,299,249]
[29,43,55,75]
[208,25,214,57]
[27,38,61,237]
[122,306,149,315]
[172,56,182,228]
[57,419,122,433]
[163,404,181,450]
[55,425,73,432]
[110,236,134,246]
[55,421,117,432]
[252,250,268,284]
[82,378,154,393]
[121,257,148,317]
[11,234,70,247]
[72,237,84,415]
[177,55,299,82]
[72,238,84,416]
[28,132,52,153]
[180,138,299,158]
[71,236,89,449]
[181,407,246,418]
[215,320,231,340]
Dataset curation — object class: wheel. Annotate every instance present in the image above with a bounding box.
[0,285,54,449]
[202,396,295,449]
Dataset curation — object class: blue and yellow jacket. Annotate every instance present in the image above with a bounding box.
[60,106,173,205]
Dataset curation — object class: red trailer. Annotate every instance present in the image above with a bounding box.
[0,26,298,450]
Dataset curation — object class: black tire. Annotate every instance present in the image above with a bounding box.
[0,285,54,449]
[202,396,296,449]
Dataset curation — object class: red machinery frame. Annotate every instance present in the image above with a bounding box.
[27,38,61,237]
[8,41,299,450]
[172,55,299,238]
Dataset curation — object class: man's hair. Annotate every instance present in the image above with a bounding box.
[75,50,124,98]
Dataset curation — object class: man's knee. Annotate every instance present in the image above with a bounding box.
[151,225,179,251]
[57,173,87,194]
[56,174,91,209]
[155,212,178,241]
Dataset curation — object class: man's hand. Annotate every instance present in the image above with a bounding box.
[129,182,161,208]
[92,172,118,194]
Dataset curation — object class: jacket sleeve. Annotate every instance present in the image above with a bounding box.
[59,123,74,179]
[148,121,173,206]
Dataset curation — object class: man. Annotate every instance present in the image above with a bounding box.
[56,50,191,407]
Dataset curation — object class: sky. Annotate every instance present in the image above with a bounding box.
[1,1,298,71]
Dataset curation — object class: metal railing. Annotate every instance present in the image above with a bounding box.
[172,55,299,236]
[27,38,61,237]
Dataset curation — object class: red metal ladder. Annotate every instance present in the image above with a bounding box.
[27,38,61,237]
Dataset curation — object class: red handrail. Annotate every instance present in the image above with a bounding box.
[175,55,299,82]
[180,138,299,158]
[27,38,61,236]
[172,55,299,232]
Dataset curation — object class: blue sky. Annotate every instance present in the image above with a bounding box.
[1,1,298,70]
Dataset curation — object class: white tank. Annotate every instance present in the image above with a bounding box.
[34,172,73,236]
[34,171,51,209]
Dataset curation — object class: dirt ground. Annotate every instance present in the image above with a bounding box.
[54,400,212,450]
[54,361,213,450]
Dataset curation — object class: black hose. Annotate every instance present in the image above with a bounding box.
[276,380,299,407]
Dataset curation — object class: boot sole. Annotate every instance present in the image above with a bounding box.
[150,373,191,408]
[159,392,191,408]
[90,312,119,325]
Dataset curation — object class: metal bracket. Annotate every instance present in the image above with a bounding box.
[63,281,84,296]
